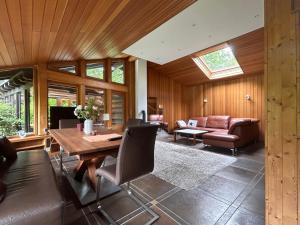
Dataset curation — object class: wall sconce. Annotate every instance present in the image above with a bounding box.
[245,94,251,101]
[203,98,208,103]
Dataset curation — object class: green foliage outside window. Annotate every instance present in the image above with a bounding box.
[112,62,125,84]
[86,65,104,80]
[202,47,240,72]
[0,102,21,136]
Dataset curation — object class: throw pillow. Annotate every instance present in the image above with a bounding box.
[177,120,187,128]
[0,136,17,162]
[187,119,198,127]
[0,180,6,203]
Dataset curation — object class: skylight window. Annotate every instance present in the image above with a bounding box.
[192,44,243,80]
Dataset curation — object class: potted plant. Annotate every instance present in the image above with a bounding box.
[74,98,101,135]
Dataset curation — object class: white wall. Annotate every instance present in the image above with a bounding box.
[135,59,147,120]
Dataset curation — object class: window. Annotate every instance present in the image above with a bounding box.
[111,61,125,84]
[112,93,124,125]
[48,63,78,75]
[0,68,34,136]
[86,63,104,80]
[57,65,77,74]
[192,44,243,79]
[48,83,77,126]
[85,87,105,123]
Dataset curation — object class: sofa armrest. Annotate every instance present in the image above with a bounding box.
[228,120,252,135]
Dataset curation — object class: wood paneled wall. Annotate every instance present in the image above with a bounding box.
[265,0,300,224]
[148,67,184,131]
[182,74,264,139]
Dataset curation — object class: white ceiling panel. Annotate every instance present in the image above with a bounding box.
[123,0,264,65]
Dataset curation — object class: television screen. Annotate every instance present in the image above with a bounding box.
[49,106,77,129]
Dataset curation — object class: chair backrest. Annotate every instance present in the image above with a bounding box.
[115,125,158,185]
[126,118,144,127]
[59,119,79,129]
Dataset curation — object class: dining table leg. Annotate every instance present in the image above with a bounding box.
[74,160,88,181]
[86,157,105,189]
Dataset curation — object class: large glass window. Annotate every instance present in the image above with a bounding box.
[112,93,124,126]
[192,44,243,80]
[111,61,125,84]
[47,83,77,126]
[0,69,34,136]
[86,63,104,80]
[85,87,105,123]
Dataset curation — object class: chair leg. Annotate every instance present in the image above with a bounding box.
[127,182,159,225]
[96,176,117,225]
[231,148,238,156]
[95,178,159,225]
[59,147,64,172]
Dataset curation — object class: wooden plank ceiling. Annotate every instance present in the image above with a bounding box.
[0,0,195,68]
[149,28,264,85]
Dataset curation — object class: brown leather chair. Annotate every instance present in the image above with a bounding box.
[95,125,159,225]
[126,118,144,127]
[59,119,79,129]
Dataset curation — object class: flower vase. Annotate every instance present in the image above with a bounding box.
[84,119,93,135]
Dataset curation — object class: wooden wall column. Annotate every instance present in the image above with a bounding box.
[37,65,48,135]
[265,0,300,224]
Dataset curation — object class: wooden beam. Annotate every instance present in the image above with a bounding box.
[37,65,48,135]
[265,0,300,224]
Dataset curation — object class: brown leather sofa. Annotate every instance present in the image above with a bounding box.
[177,115,259,155]
[149,114,168,131]
[0,150,64,225]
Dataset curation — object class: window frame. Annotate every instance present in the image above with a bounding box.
[192,43,243,80]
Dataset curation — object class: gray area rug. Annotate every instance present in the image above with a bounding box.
[152,141,236,190]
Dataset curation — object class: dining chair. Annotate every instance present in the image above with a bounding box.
[95,125,159,225]
[59,119,79,129]
[58,119,80,171]
[126,118,144,127]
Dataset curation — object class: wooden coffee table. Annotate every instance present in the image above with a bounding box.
[174,129,208,144]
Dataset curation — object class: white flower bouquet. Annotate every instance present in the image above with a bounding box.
[74,98,101,121]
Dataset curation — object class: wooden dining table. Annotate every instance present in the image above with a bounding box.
[49,128,122,189]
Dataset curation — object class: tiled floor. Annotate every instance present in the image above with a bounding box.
[51,131,265,225]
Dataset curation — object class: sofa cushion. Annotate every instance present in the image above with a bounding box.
[191,117,207,127]
[203,132,240,142]
[0,180,6,203]
[0,150,63,225]
[206,116,230,129]
[187,120,198,127]
[0,137,17,162]
[176,120,187,128]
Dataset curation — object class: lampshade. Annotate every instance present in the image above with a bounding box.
[103,113,110,121]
